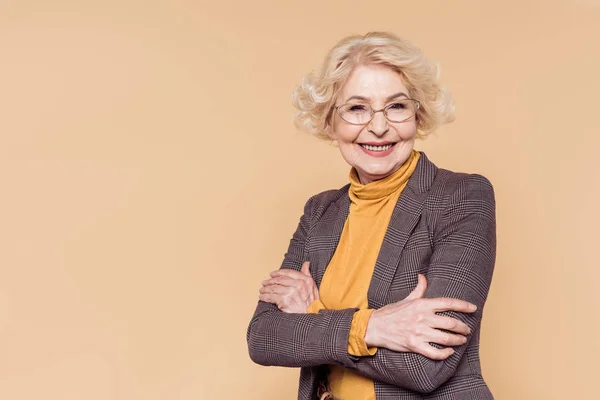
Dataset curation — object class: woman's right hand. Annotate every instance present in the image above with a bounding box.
[364,274,476,360]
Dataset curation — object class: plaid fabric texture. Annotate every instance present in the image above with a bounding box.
[247,152,496,399]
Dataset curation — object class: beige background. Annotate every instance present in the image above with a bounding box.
[0,0,598,399]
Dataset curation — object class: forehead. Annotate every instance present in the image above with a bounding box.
[339,64,408,101]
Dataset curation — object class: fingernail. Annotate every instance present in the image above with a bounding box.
[470,304,477,311]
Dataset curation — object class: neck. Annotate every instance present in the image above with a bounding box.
[356,166,402,185]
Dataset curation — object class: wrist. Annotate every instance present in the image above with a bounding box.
[364,309,379,347]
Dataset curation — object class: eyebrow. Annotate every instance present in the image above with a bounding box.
[345,92,409,103]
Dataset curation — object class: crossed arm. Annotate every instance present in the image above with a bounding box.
[247,174,496,393]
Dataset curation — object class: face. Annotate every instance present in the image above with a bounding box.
[328,64,418,185]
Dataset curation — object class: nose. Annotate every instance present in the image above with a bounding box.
[368,109,389,137]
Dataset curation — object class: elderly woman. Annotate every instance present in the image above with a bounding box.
[247,32,496,400]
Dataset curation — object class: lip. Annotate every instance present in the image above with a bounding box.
[358,141,397,146]
[357,142,398,158]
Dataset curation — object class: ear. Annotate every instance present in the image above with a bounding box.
[323,105,338,139]
[324,117,337,140]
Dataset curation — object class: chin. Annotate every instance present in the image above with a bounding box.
[357,165,396,179]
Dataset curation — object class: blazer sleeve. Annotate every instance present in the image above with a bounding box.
[345,174,497,393]
[246,193,361,369]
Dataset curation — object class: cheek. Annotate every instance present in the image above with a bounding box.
[336,130,360,144]
[332,119,364,143]
[335,126,364,158]
[337,140,362,167]
[396,121,418,139]
[339,141,358,157]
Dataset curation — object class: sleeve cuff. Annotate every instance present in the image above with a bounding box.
[306,299,326,314]
[348,309,378,356]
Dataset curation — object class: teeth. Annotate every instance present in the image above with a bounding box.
[362,144,393,151]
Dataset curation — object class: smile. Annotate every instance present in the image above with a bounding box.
[356,142,398,158]
[359,143,394,151]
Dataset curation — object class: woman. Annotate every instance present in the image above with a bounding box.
[247,32,496,400]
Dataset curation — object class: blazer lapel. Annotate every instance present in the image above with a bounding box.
[367,152,438,309]
[307,187,350,287]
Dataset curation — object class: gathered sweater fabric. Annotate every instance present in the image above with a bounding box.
[307,149,421,400]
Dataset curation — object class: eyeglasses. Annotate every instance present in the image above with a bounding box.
[334,99,420,125]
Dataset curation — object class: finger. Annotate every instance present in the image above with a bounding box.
[262,276,297,287]
[428,298,477,313]
[270,269,310,281]
[425,327,468,347]
[259,284,290,295]
[271,270,314,288]
[405,274,427,301]
[259,293,283,306]
[431,315,472,335]
[300,261,311,277]
[417,344,455,361]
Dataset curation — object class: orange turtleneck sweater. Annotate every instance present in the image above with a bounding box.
[307,149,421,400]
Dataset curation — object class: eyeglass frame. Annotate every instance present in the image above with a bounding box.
[333,99,421,125]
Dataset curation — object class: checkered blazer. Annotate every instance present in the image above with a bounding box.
[247,151,496,399]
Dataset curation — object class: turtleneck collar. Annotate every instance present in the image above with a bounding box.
[349,149,421,202]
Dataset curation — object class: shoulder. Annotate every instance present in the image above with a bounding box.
[422,167,496,244]
[427,169,496,230]
[420,162,496,228]
[429,167,495,202]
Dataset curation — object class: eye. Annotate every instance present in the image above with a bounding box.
[388,102,408,110]
[347,104,368,112]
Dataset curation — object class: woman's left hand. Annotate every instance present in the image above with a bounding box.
[259,261,319,313]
